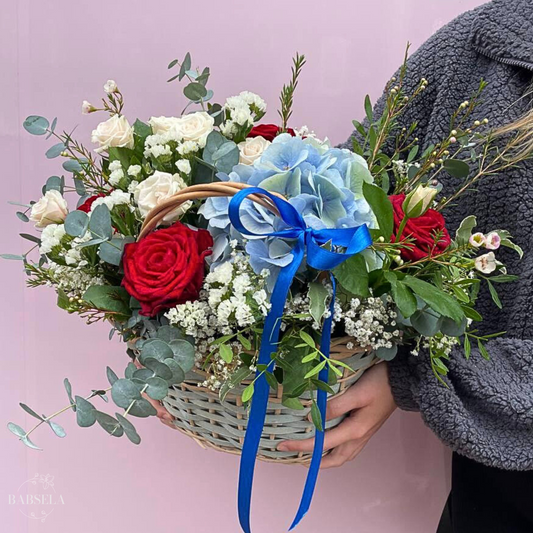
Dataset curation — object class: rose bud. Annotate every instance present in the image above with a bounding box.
[402,185,438,218]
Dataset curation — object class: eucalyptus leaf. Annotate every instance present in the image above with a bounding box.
[168,339,195,373]
[62,159,83,173]
[95,411,123,437]
[19,403,44,421]
[21,436,42,450]
[145,377,168,400]
[64,210,89,237]
[376,344,398,361]
[115,413,141,444]
[179,52,191,81]
[126,398,157,418]
[19,233,41,244]
[111,379,142,409]
[140,339,174,363]
[98,237,129,266]
[440,316,468,337]
[23,115,49,135]
[7,422,26,438]
[44,176,64,194]
[47,420,66,438]
[164,358,186,385]
[411,309,441,336]
[16,212,30,222]
[142,358,173,381]
[64,378,76,411]
[75,396,96,427]
[45,143,66,159]
[106,366,119,386]
[89,204,112,241]
[184,82,207,101]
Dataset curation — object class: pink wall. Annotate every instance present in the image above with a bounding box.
[1,1,486,531]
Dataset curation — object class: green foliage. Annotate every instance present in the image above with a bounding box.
[402,275,465,323]
[308,282,329,325]
[82,285,131,317]
[362,182,393,239]
[333,254,369,297]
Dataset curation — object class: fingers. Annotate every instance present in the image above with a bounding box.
[321,439,366,469]
[278,411,361,453]
[325,384,367,421]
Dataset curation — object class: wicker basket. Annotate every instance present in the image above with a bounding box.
[137,182,379,463]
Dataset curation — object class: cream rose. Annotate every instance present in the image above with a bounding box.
[29,190,68,228]
[91,114,134,154]
[174,112,214,146]
[148,116,183,135]
[134,171,191,224]
[238,136,271,165]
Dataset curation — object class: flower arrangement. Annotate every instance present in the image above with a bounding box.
[5,49,528,531]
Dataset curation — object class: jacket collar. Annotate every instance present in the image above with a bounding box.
[469,0,533,69]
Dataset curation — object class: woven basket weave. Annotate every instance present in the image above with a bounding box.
[137,182,379,463]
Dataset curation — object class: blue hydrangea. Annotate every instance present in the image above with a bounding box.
[199,134,376,283]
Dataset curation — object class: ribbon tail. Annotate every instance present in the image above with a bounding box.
[290,276,337,530]
[238,239,305,533]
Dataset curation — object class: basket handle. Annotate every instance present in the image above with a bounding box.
[138,182,284,240]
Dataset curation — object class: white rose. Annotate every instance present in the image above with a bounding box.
[238,136,271,165]
[174,112,214,146]
[104,80,118,94]
[134,171,191,223]
[91,115,134,154]
[148,116,183,135]
[29,190,68,228]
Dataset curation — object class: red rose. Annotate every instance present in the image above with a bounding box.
[247,124,296,142]
[78,194,105,213]
[390,194,451,262]
[122,222,213,316]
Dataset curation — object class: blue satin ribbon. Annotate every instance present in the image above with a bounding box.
[228,187,372,533]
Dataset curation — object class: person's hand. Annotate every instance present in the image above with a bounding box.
[277,362,397,468]
[133,358,175,428]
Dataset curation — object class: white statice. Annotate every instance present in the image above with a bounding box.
[175,159,191,175]
[108,160,124,186]
[165,252,270,390]
[91,190,132,212]
[39,223,67,255]
[127,165,141,177]
[127,180,139,194]
[177,140,200,156]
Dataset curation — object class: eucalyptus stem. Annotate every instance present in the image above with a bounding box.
[24,387,112,439]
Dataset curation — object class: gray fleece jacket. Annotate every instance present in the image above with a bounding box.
[340,0,533,471]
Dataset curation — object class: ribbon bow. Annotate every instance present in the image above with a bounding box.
[228,187,372,533]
